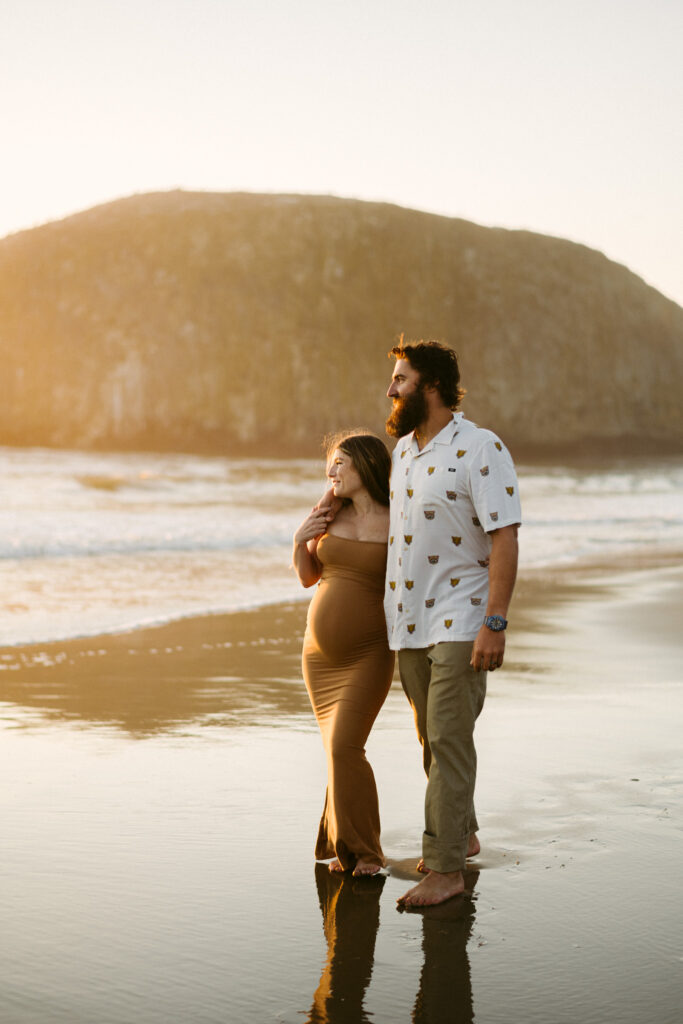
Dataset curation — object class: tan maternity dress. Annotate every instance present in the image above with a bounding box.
[302,533,395,870]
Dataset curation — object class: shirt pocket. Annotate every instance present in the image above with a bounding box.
[416,464,463,509]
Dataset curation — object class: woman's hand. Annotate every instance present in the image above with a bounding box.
[292,488,342,587]
[294,505,334,545]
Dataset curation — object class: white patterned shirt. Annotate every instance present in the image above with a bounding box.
[384,412,522,649]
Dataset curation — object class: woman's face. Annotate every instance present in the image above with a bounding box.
[327,448,363,499]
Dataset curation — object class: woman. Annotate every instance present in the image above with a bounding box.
[293,432,395,876]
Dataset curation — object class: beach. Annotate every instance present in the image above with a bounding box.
[1,555,681,1023]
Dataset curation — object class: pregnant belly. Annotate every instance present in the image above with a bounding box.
[305,577,387,664]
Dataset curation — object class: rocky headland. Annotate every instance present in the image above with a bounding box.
[1,191,681,456]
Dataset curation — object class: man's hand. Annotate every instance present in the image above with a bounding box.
[470,624,506,672]
[314,486,342,518]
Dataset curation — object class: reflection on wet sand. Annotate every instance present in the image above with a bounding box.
[0,604,311,735]
[306,864,478,1024]
[408,870,478,1024]
[307,863,385,1023]
[3,564,682,1023]
[0,571,617,737]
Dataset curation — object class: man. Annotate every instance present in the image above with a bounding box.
[384,339,521,907]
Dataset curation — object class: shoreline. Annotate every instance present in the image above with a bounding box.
[2,543,682,657]
[1,552,681,738]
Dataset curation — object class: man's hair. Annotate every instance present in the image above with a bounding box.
[324,430,391,507]
[389,338,466,409]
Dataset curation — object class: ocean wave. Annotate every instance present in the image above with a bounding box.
[0,533,294,561]
[2,448,682,647]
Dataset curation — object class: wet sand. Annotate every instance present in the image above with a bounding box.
[0,558,681,1023]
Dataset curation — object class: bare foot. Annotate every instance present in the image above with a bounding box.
[328,858,345,873]
[416,833,480,874]
[352,858,383,877]
[397,870,465,907]
[467,833,481,858]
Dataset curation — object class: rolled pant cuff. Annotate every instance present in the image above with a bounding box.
[422,833,469,874]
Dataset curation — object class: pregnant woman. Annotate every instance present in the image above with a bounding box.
[293,432,395,876]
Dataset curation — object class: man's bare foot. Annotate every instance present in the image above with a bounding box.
[467,833,481,858]
[328,858,345,873]
[416,833,481,873]
[352,858,383,877]
[397,869,465,907]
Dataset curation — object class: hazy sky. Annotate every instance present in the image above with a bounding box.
[3,0,682,304]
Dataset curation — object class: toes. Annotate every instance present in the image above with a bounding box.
[353,859,383,877]
[397,889,417,905]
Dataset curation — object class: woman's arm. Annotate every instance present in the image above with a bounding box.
[292,505,333,587]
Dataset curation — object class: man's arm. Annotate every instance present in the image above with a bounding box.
[313,486,342,516]
[470,524,519,672]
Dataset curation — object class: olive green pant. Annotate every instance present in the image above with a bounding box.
[398,642,487,874]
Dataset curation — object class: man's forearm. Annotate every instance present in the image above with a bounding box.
[485,525,519,617]
[470,525,519,671]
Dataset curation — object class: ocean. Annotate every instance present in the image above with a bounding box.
[2,446,683,647]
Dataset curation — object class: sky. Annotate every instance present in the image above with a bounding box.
[2,0,682,305]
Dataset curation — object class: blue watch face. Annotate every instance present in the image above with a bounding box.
[485,615,507,631]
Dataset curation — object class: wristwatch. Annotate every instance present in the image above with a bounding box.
[484,615,507,632]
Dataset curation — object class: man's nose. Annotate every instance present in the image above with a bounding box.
[387,383,397,397]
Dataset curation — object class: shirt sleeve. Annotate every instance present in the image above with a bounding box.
[467,434,522,533]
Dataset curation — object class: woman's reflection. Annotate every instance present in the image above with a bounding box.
[306,862,385,1023]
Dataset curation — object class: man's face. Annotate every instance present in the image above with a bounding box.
[386,358,428,438]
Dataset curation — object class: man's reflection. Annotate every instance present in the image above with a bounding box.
[306,862,385,1023]
[408,869,478,1024]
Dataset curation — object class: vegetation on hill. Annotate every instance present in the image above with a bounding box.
[1,191,681,455]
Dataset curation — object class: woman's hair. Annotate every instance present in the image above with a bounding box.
[324,430,391,507]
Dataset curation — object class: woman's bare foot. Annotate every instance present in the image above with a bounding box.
[352,858,383,877]
[398,869,465,907]
[328,858,345,873]
[416,833,481,873]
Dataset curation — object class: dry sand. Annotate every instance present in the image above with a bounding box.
[0,557,681,1023]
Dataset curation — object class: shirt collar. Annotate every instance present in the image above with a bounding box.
[409,412,463,456]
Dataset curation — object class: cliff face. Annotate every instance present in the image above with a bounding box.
[1,190,681,456]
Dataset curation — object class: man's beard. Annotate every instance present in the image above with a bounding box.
[385,386,429,438]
